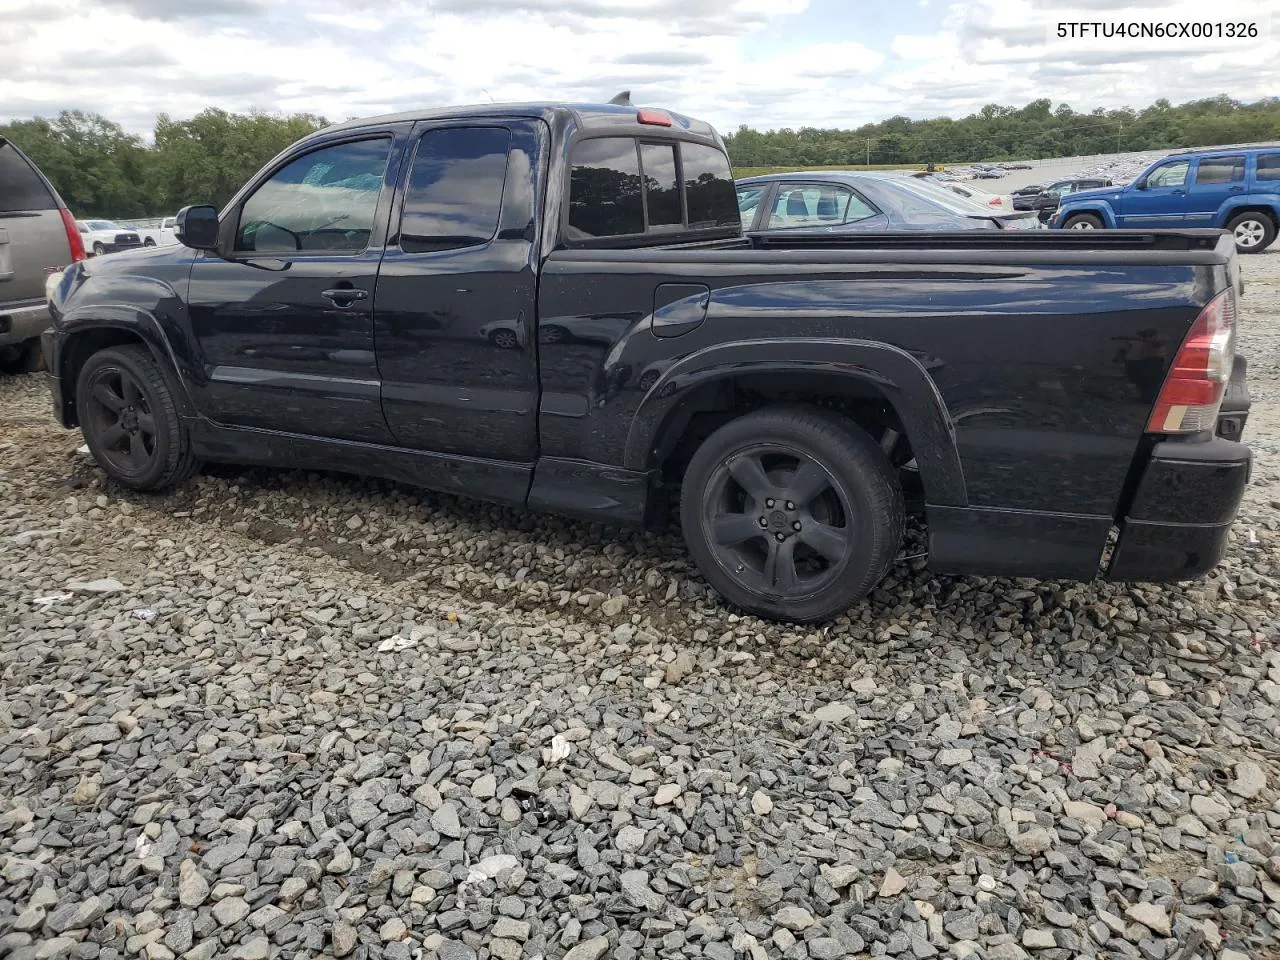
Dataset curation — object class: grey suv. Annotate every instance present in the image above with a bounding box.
[1,136,85,373]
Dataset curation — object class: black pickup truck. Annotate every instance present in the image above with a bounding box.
[43,98,1252,622]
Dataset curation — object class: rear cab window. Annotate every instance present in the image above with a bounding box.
[566,136,739,244]
[0,140,56,213]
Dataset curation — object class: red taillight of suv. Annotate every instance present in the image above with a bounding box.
[59,206,86,262]
[1146,288,1237,434]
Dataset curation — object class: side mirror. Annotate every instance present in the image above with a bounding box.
[1133,179,1148,191]
[175,204,219,250]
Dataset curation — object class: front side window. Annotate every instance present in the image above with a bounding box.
[400,127,510,253]
[568,138,643,238]
[1195,156,1245,185]
[236,137,391,254]
[1147,161,1190,189]
[1257,154,1280,181]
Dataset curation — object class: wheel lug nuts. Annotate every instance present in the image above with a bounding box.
[758,517,767,527]
[775,533,785,542]
[786,501,795,510]
[765,499,775,508]
[793,521,802,531]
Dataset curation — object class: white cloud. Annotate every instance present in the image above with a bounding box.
[0,0,1277,139]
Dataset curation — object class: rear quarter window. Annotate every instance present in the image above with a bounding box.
[1256,154,1280,182]
[0,142,56,212]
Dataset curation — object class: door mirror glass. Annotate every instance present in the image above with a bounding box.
[175,205,219,250]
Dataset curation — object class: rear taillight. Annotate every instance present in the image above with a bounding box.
[1146,288,1237,434]
[59,206,86,262]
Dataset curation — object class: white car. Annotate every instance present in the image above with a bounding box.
[942,182,1006,208]
[76,219,143,257]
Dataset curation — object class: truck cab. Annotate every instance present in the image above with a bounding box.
[1051,148,1280,252]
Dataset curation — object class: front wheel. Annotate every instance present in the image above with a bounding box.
[76,345,199,491]
[144,238,156,247]
[1063,213,1103,230]
[680,406,904,623]
[92,242,105,256]
[1226,212,1276,254]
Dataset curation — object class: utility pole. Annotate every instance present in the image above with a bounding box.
[866,138,871,166]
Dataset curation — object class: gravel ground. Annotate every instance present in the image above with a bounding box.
[3,252,1280,960]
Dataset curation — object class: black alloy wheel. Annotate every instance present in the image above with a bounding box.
[681,406,904,622]
[75,345,198,491]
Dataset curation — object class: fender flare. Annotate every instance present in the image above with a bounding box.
[624,337,967,508]
[1056,202,1116,228]
[56,305,197,418]
[1214,199,1280,228]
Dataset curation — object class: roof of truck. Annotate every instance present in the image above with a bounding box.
[318,101,721,142]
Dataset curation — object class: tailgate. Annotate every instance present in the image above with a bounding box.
[0,211,69,304]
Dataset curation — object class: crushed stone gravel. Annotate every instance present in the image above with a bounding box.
[2,251,1280,959]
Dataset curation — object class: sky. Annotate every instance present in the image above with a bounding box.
[1,0,1278,136]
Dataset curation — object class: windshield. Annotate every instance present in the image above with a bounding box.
[885,176,998,216]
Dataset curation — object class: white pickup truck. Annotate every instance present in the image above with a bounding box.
[120,216,179,247]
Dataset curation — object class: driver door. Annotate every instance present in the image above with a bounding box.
[186,128,409,443]
[1115,159,1190,227]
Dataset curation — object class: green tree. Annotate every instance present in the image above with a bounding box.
[0,111,150,217]
[151,109,327,212]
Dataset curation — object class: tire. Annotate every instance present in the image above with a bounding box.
[489,328,518,350]
[540,325,566,344]
[1064,213,1103,230]
[144,238,156,247]
[92,242,105,256]
[1226,212,1276,254]
[680,405,905,622]
[75,345,198,491]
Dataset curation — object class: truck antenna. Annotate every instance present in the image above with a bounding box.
[608,90,631,105]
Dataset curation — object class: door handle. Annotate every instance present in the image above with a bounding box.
[1171,189,1185,196]
[321,287,368,305]
[1229,186,1245,193]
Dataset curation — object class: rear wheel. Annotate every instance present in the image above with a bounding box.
[144,238,156,247]
[680,406,904,622]
[1226,212,1276,254]
[92,242,105,256]
[76,345,198,491]
[1064,213,1103,230]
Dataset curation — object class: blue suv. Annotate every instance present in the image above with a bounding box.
[1049,148,1280,253]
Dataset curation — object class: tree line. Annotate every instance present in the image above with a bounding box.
[725,95,1280,168]
[0,109,327,219]
[3,95,1278,219]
